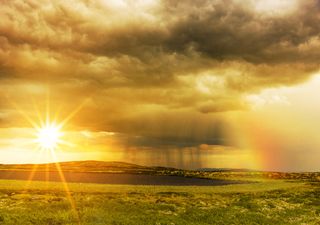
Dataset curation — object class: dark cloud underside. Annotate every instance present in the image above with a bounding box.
[0,0,319,148]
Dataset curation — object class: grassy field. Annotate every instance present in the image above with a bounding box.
[0,179,319,225]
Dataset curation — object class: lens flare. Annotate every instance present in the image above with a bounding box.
[36,123,62,150]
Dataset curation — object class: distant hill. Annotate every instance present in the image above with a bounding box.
[0,160,154,173]
[0,161,256,174]
[0,161,319,181]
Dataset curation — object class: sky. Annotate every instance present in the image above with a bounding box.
[0,0,320,171]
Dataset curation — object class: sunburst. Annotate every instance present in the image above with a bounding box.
[35,122,63,150]
[7,92,89,225]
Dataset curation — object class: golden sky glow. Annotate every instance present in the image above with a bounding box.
[0,0,320,171]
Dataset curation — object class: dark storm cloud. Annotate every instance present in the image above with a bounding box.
[0,0,320,149]
[161,0,320,63]
[1,1,319,82]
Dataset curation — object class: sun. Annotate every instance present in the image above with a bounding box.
[36,123,63,150]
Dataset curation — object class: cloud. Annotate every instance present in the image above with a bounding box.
[0,0,320,150]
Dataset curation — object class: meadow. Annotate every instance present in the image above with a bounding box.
[0,178,319,225]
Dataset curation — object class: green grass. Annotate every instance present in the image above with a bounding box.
[0,179,319,225]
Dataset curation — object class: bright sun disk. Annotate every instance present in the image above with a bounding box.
[36,123,62,150]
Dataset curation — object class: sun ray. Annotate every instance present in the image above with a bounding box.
[50,150,81,225]
[45,161,49,188]
[31,97,44,128]
[24,148,45,190]
[5,95,38,128]
[10,92,87,224]
[46,86,50,126]
[60,98,90,127]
